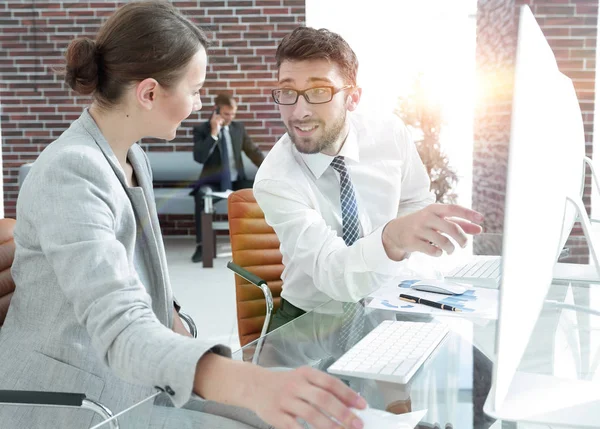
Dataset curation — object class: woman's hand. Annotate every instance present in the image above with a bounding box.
[249,366,366,429]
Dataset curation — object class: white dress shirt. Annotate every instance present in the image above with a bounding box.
[223,125,238,182]
[253,112,435,311]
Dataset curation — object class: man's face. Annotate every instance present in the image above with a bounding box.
[277,59,351,154]
[218,104,237,126]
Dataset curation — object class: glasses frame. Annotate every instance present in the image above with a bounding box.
[271,85,354,105]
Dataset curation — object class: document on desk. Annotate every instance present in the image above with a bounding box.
[332,408,427,429]
[210,189,233,199]
[368,279,498,319]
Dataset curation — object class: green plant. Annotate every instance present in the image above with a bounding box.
[394,73,458,204]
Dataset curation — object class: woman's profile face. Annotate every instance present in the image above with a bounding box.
[151,47,207,141]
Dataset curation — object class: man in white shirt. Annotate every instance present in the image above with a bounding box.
[254,27,484,330]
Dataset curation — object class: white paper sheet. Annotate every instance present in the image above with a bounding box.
[210,189,234,199]
[352,408,428,429]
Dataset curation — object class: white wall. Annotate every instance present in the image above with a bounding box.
[305,0,477,207]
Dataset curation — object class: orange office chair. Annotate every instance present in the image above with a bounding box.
[0,218,16,327]
[227,189,284,349]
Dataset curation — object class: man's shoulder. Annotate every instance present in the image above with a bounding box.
[231,120,245,130]
[192,121,211,133]
[350,111,413,156]
[254,134,299,183]
[351,110,407,136]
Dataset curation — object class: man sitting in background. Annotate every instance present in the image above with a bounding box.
[190,93,265,263]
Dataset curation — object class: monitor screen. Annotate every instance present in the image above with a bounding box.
[490,4,586,414]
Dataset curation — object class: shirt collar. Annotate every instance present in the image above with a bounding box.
[299,120,360,179]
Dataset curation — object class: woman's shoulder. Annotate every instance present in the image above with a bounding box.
[36,122,112,174]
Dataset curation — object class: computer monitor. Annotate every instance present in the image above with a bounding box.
[483,5,600,426]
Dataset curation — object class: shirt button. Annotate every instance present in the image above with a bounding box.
[165,386,175,396]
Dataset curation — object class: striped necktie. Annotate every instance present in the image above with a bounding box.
[330,156,365,350]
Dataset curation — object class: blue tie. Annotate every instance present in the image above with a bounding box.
[330,156,364,350]
[219,129,233,191]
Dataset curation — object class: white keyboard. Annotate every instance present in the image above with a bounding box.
[327,320,448,384]
[444,256,501,288]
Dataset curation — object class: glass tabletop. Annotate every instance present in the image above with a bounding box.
[92,234,600,429]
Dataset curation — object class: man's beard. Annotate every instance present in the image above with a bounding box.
[287,110,346,154]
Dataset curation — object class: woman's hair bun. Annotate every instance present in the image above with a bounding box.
[64,38,99,95]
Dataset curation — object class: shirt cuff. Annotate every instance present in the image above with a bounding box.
[361,224,406,275]
[211,134,219,141]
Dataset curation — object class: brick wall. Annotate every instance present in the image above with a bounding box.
[0,0,305,235]
[474,0,597,262]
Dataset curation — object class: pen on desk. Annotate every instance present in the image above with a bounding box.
[399,293,462,312]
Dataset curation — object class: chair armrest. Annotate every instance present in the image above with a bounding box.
[227,262,274,364]
[178,311,198,338]
[0,390,118,428]
[227,262,274,338]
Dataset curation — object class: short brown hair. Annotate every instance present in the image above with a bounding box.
[214,93,236,108]
[275,27,358,86]
[64,0,209,108]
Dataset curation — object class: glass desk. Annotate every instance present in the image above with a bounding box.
[93,235,600,428]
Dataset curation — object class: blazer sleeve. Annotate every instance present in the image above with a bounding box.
[240,124,265,167]
[27,148,230,407]
[193,123,219,164]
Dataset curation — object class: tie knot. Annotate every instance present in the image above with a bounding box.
[330,156,347,174]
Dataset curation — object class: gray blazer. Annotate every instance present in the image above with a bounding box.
[0,110,230,429]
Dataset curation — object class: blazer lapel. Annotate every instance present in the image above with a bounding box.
[126,147,172,326]
[78,109,172,326]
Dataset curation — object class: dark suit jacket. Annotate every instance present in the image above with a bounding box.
[191,120,265,194]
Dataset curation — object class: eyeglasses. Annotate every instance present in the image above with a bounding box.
[271,85,354,105]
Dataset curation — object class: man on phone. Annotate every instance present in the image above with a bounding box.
[190,93,265,263]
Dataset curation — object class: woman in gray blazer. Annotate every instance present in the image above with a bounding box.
[0,2,366,429]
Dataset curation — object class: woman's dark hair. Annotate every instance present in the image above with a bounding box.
[64,0,209,108]
[275,27,358,86]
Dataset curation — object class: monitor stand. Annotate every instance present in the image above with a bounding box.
[484,371,600,427]
[552,166,600,283]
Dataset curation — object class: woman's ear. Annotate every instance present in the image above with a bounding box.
[346,86,362,112]
[136,78,159,110]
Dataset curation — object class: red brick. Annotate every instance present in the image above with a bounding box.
[242,17,269,23]
[570,48,595,58]
[543,17,588,25]
[550,38,585,48]
[212,16,239,24]
[207,9,233,16]
[571,27,597,37]
[576,4,599,15]
[221,40,249,48]
[535,5,575,15]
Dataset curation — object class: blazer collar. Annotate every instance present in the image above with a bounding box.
[78,108,152,194]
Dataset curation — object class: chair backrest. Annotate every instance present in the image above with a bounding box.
[0,218,16,327]
[227,189,283,346]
